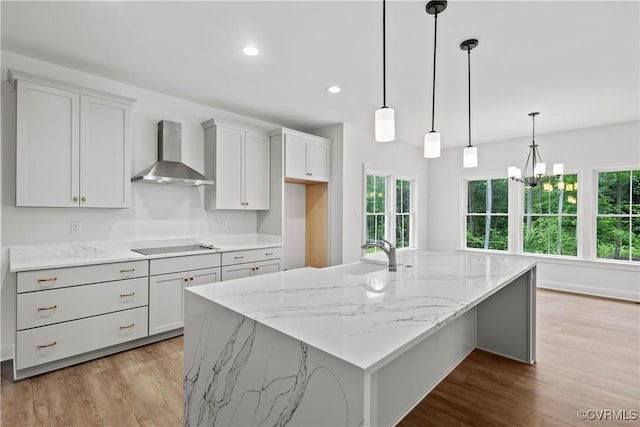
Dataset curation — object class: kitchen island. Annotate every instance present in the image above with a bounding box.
[183,251,536,427]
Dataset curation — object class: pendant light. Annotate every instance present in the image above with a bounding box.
[461,39,478,168]
[375,0,395,142]
[424,0,447,158]
[508,112,565,186]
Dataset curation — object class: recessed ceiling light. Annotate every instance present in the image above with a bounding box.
[327,85,341,94]
[243,46,259,56]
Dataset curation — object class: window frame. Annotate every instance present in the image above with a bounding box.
[463,175,511,253]
[593,167,640,263]
[362,167,417,254]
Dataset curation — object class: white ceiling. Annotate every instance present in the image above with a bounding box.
[2,1,638,149]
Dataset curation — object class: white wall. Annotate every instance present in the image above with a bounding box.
[427,121,640,301]
[0,51,281,358]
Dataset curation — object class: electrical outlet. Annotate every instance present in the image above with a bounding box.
[222,219,229,230]
[70,221,81,234]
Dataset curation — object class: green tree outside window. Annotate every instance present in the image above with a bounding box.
[523,174,578,256]
[596,170,639,261]
[466,178,509,250]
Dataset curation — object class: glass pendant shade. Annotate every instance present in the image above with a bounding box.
[424,131,441,158]
[553,163,564,175]
[463,146,478,168]
[508,166,521,180]
[375,107,395,142]
[534,162,546,176]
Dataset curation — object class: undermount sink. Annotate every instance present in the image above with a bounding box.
[340,261,389,275]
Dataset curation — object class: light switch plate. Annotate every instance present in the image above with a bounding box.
[70,221,81,234]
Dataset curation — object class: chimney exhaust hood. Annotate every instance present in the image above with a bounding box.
[131,120,214,186]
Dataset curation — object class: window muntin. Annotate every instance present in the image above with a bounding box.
[523,174,578,256]
[596,170,640,261]
[466,178,508,250]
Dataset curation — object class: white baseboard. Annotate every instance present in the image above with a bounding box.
[538,279,639,302]
[2,344,14,362]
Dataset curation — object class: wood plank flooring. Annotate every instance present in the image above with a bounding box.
[2,289,638,427]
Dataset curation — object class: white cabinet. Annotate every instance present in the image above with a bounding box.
[220,247,283,281]
[284,133,330,182]
[202,120,270,210]
[10,70,135,208]
[148,254,221,335]
[14,261,150,377]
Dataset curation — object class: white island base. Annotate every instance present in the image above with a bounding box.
[184,252,536,426]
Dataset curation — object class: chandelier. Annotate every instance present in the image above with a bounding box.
[508,112,564,187]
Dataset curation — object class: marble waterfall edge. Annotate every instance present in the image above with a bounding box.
[184,292,364,427]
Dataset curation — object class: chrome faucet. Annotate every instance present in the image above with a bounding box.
[361,238,397,272]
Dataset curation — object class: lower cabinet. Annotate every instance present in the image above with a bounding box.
[221,259,282,281]
[14,260,150,378]
[221,247,283,281]
[148,253,221,336]
[149,267,220,335]
[16,307,148,370]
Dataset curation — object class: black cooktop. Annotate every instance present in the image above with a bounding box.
[131,244,218,256]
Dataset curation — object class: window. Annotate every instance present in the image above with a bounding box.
[523,174,578,256]
[466,178,509,250]
[596,170,640,261]
[365,172,415,252]
[365,174,387,253]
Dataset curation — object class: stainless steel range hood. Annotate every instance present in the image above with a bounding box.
[131,120,214,186]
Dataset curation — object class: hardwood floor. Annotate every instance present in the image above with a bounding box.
[2,289,638,427]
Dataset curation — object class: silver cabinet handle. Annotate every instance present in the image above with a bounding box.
[119,323,135,330]
[37,304,58,311]
[120,292,135,297]
[38,341,57,349]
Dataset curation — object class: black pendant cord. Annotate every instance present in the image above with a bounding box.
[382,0,387,108]
[467,47,472,148]
[431,11,438,132]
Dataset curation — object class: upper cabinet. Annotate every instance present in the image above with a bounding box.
[202,120,270,210]
[10,70,135,208]
[283,131,330,182]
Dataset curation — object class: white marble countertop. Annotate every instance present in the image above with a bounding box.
[187,250,536,372]
[9,234,281,272]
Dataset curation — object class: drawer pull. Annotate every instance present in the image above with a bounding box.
[265,252,274,256]
[37,341,57,349]
[119,323,135,330]
[184,278,189,282]
[120,292,135,298]
[189,277,194,281]
[37,277,57,283]
[120,268,136,273]
[37,305,58,311]
[234,256,244,260]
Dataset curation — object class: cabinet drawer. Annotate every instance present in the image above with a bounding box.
[17,277,148,330]
[16,306,148,370]
[17,260,148,293]
[221,247,283,266]
[150,253,221,276]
